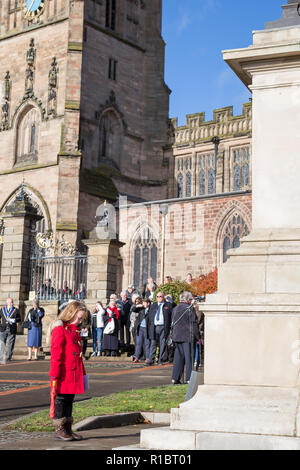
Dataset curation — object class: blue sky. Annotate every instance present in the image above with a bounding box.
[162,0,284,125]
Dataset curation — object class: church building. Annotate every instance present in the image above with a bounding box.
[0,0,252,339]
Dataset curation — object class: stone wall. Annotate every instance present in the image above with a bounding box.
[79,0,171,207]
[119,191,252,290]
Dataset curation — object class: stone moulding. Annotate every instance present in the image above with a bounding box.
[65,100,80,111]
[56,222,78,232]
[173,102,252,146]
[0,15,69,43]
[67,42,83,52]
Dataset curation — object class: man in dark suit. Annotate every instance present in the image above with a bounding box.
[0,298,21,363]
[117,291,132,351]
[171,291,200,384]
[147,292,173,366]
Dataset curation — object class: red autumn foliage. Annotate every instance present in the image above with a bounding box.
[190,268,218,296]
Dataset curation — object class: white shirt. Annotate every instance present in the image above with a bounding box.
[93,304,106,328]
[154,302,165,326]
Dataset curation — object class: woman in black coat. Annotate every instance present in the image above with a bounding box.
[26,299,45,361]
[171,292,199,384]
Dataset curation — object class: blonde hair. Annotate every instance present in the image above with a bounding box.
[58,301,88,323]
[94,301,104,313]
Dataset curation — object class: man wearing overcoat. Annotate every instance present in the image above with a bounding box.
[0,298,21,362]
[148,292,173,365]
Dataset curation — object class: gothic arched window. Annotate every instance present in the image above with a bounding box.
[242,163,250,187]
[232,147,251,190]
[199,170,205,195]
[234,164,241,191]
[186,172,192,197]
[133,227,158,289]
[99,110,122,168]
[15,106,40,165]
[222,213,250,263]
[177,173,183,198]
[208,168,215,194]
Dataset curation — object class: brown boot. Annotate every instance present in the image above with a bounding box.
[52,418,74,441]
[65,417,83,441]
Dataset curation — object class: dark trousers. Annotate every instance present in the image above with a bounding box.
[162,343,175,363]
[119,320,130,347]
[150,325,166,364]
[134,327,150,360]
[172,342,193,382]
[81,339,88,356]
[55,394,75,419]
[0,327,16,361]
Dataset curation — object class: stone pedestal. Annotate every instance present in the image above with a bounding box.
[128,3,300,450]
[83,238,124,305]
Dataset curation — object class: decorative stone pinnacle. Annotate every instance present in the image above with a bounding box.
[265,1,300,29]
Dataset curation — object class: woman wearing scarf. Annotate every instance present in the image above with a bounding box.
[103,295,120,357]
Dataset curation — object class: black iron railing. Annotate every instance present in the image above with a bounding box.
[29,254,88,303]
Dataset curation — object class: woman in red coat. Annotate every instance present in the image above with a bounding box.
[49,301,88,441]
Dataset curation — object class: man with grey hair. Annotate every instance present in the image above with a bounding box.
[0,298,21,363]
[179,291,194,303]
[171,291,200,384]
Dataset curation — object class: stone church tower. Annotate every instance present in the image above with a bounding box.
[0,0,170,305]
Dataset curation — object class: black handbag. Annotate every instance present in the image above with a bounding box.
[22,321,31,330]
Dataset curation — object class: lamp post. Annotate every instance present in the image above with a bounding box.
[159,204,168,284]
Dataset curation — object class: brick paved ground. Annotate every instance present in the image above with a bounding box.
[0,358,204,450]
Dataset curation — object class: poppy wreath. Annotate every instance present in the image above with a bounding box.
[190,268,218,297]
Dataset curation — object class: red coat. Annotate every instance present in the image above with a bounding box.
[49,321,86,395]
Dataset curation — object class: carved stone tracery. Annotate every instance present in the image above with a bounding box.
[48,57,58,117]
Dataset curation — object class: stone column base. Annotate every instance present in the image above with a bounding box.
[138,427,300,451]
[122,385,300,450]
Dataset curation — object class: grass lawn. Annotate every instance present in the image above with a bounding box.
[5,385,188,433]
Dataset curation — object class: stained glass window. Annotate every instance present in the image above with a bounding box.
[223,237,231,263]
[133,245,140,288]
[30,123,36,154]
[242,163,249,186]
[208,169,215,194]
[177,173,183,198]
[133,227,158,289]
[234,164,241,191]
[186,172,192,197]
[232,147,251,190]
[222,213,250,263]
[199,170,205,195]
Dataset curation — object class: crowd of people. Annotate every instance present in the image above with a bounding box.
[0,273,204,384]
[80,274,204,385]
[0,274,204,442]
